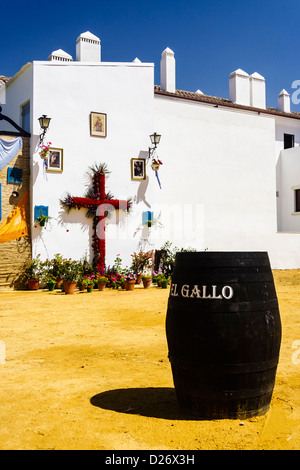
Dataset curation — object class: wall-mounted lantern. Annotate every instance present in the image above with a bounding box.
[148,132,161,159]
[38,115,51,144]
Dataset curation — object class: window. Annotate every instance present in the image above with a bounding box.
[295,189,300,212]
[21,101,30,133]
[284,133,294,149]
[7,167,23,184]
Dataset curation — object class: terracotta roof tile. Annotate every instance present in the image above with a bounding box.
[154,85,300,120]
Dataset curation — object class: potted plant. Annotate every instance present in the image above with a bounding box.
[50,253,65,288]
[22,255,42,290]
[39,141,52,159]
[77,274,85,291]
[83,275,95,292]
[62,259,80,294]
[141,275,152,288]
[43,273,56,291]
[97,276,108,291]
[46,277,56,291]
[161,275,169,289]
[124,270,136,290]
[35,214,51,228]
[130,250,153,283]
[151,158,163,171]
[153,271,163,287]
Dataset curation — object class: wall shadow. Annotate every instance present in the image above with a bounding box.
[90,387,196,420]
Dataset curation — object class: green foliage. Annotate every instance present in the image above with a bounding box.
[22,255,42,280]
[159,241,196,276]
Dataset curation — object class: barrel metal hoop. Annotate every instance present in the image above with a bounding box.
[168,355,279,374]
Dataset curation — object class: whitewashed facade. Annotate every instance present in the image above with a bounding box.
[1,31,300,269]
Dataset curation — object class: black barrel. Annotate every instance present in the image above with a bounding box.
[165,251,281,419]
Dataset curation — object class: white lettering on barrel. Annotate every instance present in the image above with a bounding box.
[170,284,234,299]
[170,283,179,296]
[190,285,201,298]
[221,286,234,299]
[212,285,222,299]
[202,285,211,299]
[181,285,190,297]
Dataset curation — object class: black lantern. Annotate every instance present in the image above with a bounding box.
[38,115,51,144]
[149,132,161,159]
[150,132,161,148]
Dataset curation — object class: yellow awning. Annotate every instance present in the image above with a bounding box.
[0,191,29,242]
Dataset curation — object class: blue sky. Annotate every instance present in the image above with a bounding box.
[1,0,300,110]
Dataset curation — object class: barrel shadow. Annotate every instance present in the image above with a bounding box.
[90,387,195,420]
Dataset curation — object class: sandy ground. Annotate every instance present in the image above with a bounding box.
[0,270,300,451]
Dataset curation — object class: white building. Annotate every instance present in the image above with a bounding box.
[1,30,300,271]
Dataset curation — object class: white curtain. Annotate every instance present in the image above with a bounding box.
[0,137,23,171]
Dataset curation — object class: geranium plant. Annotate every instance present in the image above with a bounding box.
[22,255,42,280]
[97,276,108,283]
[39,142,52,159]
[83,275,96,288]
[61,258,81,282]
[130,250,153,274]
[152,158,163,166]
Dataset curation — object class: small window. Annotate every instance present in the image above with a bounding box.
[7,167,23,184]
[295,189,300,212]
[284,133,294,149]
[21,101,30,133]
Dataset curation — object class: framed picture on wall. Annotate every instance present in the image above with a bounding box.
[131,158,146,181]
[90,112,107,138]
[47,148,63,173]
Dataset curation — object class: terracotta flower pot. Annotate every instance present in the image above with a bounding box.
[63,280,77,294]
[135,274,142,284]
[97,281,106,291]
[28,279,39,290]
[125,280,135,291]
[142,278,151,288]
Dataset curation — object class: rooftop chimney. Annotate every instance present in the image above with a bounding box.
[160,47,176,93]
[76,31,101,62]
[48,49,73,62]
[229,69,250,106]
[250,72,266,108]
[278,89,291,113]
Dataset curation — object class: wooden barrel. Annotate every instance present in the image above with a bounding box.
[165,252,282,419]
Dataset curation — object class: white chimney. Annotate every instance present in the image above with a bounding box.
[48,49,73,62]
[278,89,291,113]
[229,69,250,106]
[76,31,101,62]
[160,47,176,93]
[250,72,266,108]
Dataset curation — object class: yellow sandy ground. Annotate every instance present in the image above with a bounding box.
[0,270,300,450]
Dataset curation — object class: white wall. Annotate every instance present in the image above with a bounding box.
[153,95,300,268]
[29,60,155,268]
[154,97,276,247]
[1,64,33,131]
[277,146,300,232]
